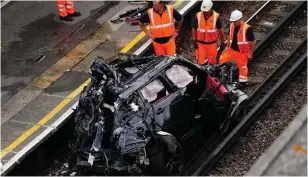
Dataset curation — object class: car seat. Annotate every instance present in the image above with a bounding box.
[184,74,206,101]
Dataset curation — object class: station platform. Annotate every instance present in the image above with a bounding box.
[247,105,307,176]
[0,1,199,175]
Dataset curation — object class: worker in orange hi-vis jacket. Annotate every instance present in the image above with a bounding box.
[192,0,225,66]
[138,0,183,56]
[219,10,256,86]
[56,0,81,21]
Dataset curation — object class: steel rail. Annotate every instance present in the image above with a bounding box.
[0,1,201,176]
[192,51,307,176]
[245,0,271,23]
[179,1,275,175]
[217,0,272,51]
[248,36,307,105]
[191,2,307,174]
[253,1,307,58]
[179,1,273,174]
[134,0,272,56]
[179,133,220,175]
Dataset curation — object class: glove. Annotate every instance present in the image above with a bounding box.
[219,41,225,52]
[193,40,198,49]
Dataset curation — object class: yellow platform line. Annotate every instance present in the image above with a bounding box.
[0,0,184,159]
[119,0,184,54]
[1,79,91,158]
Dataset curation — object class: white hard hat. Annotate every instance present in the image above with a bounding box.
[200,0,213,12]
[230,10,243,21]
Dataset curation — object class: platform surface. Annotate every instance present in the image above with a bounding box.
[247,105,307,176]
[0,0,198,174]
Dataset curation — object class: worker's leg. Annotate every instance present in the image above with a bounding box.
[153,41,167,56]
[56,0,67,17]
[196,43,206,64]
[235,52,249,83]
[219,48,234,64]
[165,38,176,56]
[65,0,75,14]
[206,43,218,65]
[66,0,81,16]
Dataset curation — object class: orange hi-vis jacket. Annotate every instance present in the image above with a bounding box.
[147,5,176,38]
[196,11,219,43]
[229,22,251,53]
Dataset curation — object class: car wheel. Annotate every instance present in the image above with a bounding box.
[149,141,184,175]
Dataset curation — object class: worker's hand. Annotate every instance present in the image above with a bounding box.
[193,40,198,49]
[172,31,179,39]
[146,31,155,40]
[248,52,253,61]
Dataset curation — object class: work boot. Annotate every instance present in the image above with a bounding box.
[68,12,81,17]
[60,15,74,21]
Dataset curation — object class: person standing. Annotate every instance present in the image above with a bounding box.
[138,0,183,56]
[192,0,225,65]
[57,0,81,21]
[219,10,256,85]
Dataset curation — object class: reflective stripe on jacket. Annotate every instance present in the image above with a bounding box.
[147,5,175,38]
[229,22,251,53]
[196,11,219,43]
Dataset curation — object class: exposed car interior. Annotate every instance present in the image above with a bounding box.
[165,64,206,101]
[140,79,170,104]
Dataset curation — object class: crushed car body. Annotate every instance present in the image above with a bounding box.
[68,55,248,175]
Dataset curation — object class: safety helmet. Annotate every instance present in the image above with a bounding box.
[230,10,243,21]
[200,0,213,12]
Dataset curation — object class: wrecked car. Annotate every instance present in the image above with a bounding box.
[67,55,248,175]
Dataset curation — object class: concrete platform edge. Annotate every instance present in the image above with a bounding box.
[0,102,78,176]
[246,104,307,176]
[0,1,200,174]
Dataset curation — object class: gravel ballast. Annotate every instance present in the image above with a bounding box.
[207,68,307,176]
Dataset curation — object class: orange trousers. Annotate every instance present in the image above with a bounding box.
[219,48,248,82]
[153,38,176,56]
[195,42,217,65]
[57,0,75,17]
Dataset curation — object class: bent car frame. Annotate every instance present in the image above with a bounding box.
[67,55,248,175]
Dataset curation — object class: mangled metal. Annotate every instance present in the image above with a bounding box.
[68,55,248,175]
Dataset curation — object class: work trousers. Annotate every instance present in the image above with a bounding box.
[195,42,217,65]
[219,48,248,82]
[57,0,75,17]
[153,38,176,56]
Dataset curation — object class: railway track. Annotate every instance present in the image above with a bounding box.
[4,1,306,176]
[180,1,307,175]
